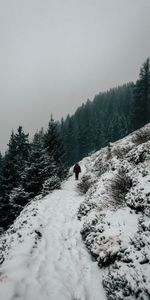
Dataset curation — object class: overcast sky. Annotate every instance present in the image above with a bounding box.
[0,0,150,152]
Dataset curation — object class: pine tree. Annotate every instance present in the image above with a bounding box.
[23,132,45,196]
[0,152,4,201]
[22,130,57,197]
[0,127,30,200]
[15,127,29,179]
[15,126,30,161]
[63,116,77,165]
[94,116,106,149]
[79,100,94,156]
[44,115,67,179]
[1,131,18,200]
[0,152,3,183]
[0,132,20,230]
[131,58,150,130]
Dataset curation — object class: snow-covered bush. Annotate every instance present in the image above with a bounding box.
[127,147,147,165]
[108,170,131,207]
[77,175,92,194]
[132,127,150,145]
[93,156,109,176]
[103,269,133,300]
[126,189,147,212]
[42,175,61,196]
[78,201,98,219]
[112,144,133,159]
[103,262,150,300]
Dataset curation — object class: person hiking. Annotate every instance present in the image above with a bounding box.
[73,163,81,180]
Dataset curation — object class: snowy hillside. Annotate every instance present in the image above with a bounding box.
[78,124,150,299]
[0,124,150,300]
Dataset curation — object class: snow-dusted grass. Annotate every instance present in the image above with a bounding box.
[78,123,150,299]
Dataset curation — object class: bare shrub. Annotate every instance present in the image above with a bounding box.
[106,143,112,160]
[77,175,92,194]
[94,157,108,176]
[127,148,147,164]
[132,128,150,145]
[108,171,131,207]
[113,144,133,159]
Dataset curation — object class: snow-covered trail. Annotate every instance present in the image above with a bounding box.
[0,162,106,300]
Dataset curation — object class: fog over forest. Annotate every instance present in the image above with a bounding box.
[0,0,150,152]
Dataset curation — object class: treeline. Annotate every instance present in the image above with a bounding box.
[60,58,150,166]
[0,117,67,232]
[60,83,133,165]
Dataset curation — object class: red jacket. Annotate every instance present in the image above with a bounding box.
[73,164,81,173]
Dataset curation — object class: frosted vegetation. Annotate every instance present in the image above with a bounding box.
[78,124,150,299]
[0,124,150,299]
[0,117,68,233]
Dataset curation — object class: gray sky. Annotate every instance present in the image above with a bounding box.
[0,0,150,152]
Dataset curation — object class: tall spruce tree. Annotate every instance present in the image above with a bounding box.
[131,58,150,130]
[63,115,78,166]
[14,126,30,178]
[0,152,3,200]
[1,131,18,200]
[0,152,3,180]
[0,127,29,200]
[0,128,30,230]
[44,115,67,179]
[22,131,56,197]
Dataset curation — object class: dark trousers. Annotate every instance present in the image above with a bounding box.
[75,172,79,180]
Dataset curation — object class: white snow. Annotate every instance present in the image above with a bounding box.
[78,124,150,299]
[1,123,150,300]
[0,163,106,300]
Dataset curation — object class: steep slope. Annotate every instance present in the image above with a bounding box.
[1,124,150,300]
[0,164,106,300]
[78,124,150,299]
